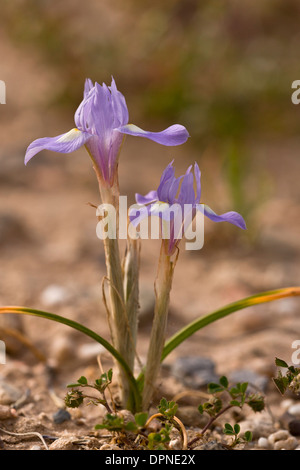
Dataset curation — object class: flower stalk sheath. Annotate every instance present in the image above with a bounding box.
[97,177,133,406]
[142,240,177,409]
[123,237,141,371]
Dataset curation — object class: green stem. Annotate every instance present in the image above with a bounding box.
[162,287,300,361]
[0,306,141,411]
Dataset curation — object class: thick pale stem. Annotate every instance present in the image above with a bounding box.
[123,238,140,372]
[142,241,176,409]
[98,177,131,407]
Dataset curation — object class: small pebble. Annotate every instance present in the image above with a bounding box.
[169,438,182,450]
[53,408,71,424]
[49,437,76,450]
[280,399,294,412]
[117,409,135,425]
[239,415,275,439]
[176,406,208,427]
[229,369,268,392]
[0,405,17,420]
[258,437,270,449]
[288,404,300,417]
[51,335,74,365]
[171,356,218,388]
[288,420,300,436]
[268,430,298,450]
[30,445,42,450]
[100,444,121,450]
[78,342,105,360]
[40,285,71,307]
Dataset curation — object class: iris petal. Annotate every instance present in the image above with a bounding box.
[109,77,129,127]
[117,124,189,146]
[24,128,91,165]
[202,205,247,230]
[194,162,201,203]
[135,190,158,205]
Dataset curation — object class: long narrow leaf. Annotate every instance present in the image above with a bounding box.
[162,287,300,361]
[0,306,141,410]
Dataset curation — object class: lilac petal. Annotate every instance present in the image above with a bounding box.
[167,176,182,202]
[117,124,189,146]
[202,205,247,230]
[24,128,91,165]
[194,162,201,203]
[177,170,195,206]
[135,190,158,205]
[109,77,129,127]
[84,78,94,98]
[158,161,175,188]
[157,161,179,202]
[92,82,115,134]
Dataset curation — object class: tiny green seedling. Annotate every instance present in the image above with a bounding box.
[65,369,113,412]
[223,423,252,448]
[273,357,300,396]
[188,375,264,448]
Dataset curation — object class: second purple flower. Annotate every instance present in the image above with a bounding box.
[130,161,246,254]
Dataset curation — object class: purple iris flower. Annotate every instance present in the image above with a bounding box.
[130,161,246,254]
[25,78,189,185]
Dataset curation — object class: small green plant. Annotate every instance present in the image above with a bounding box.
[147,423,172,450]
[95,411,148,434]
[158,397,178,418]
[189,376,264,448]
[93,397,183,450]
[65,370,113,412]
[273,357,300,395]
[223,423,252,448]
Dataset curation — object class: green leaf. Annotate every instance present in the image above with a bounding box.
[244,431,252,442]
[77,376,88,385]
[159,397,168,410]
[125,421,138,432]
[224,423,234,432]
[240,382,248,394]
[0,306,141,412]
[273,377,288,395]
[65,391,84,408]
[247,394,265,412]
[158,398,178,418]
[230,400,241,407]
[275,358,289,368]
[135,412,148,428]
[67,383,81,388]
[161,288,300,361]
[219,376,229,388]
[107,369,113,382]
[208,383,224,394]
[234,423,240,435]
[198,404,204,414]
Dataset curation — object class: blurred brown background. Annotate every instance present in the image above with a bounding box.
[0,0,299,377]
